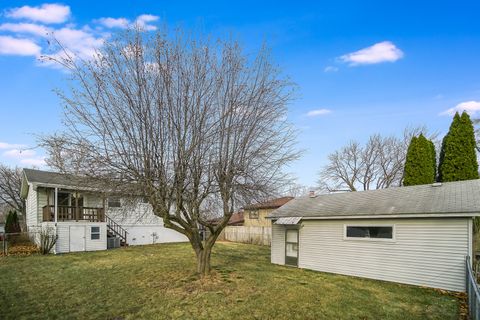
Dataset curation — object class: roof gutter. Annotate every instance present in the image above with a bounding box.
[267,212,480,220]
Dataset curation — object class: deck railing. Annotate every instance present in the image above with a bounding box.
[42,205,105,222]
[105,215,128,243]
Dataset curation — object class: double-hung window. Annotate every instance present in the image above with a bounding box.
[91,226,101,240]
[108,196,121,208]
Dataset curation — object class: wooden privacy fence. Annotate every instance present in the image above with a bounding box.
[220,226,271,246]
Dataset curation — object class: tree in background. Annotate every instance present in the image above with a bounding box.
[403,134,436,186]
[5,210,21,234]
[438,112,479,182]
[319,127,437,191]
[0,165,25,216]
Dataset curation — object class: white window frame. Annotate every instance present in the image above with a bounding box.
[343,224,396,242]
[91,226,101,240]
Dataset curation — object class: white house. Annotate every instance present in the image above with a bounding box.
[20,168,187,253]
[268,180,480,292]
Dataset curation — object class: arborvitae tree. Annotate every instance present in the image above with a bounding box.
[429,139,436,179]
[438,111,479,182]
[5,210,20,234]
[403,134,436,186]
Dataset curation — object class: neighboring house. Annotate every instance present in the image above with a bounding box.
[20,169,187,253]
[268,180,480,292]
[243,197,293,227]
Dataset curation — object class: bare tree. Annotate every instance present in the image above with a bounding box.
[319,126,437,191]
[281,181,310,198]
[320,141,363,191]
[40,28,298,275]
[0,164,25,215]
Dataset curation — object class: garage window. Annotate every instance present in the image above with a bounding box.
[91,226,101,240]
[345,226,393,240]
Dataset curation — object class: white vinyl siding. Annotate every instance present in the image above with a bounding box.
[49,222,107,253]
[123,225,188,245]
[36,187,48,223]
[271,218,471,292]
[25,184,38,227]
[271,224,285,265]
[107,201,188,245]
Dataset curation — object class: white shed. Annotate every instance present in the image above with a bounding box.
[268,180,480,292]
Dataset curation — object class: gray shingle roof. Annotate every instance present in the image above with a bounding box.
[268,179,480,219]
[23,168,91,188]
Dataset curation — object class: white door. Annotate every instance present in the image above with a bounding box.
[69,226,86,252]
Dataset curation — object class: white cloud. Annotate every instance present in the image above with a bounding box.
[0,23,50,37]
[440,101,480,116]
[134,14,159,31]
[95,14,159,31]
[340,41,404,66]
[0,5,159,67]
[20,157,46,167]
[42,27,104,63]
[324,66,338,73]
[3,149,36,158]
[96,17,129,29]
[0,142,26,149]
[306,109,332,117]
[6,3,71,24]
[0,35,41,56]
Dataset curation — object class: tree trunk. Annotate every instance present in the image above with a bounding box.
[196,245,212,276]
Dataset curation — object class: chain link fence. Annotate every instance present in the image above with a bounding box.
[467,256,480,320]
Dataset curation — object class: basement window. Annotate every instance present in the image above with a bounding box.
[345,226,393,240]
[91,226,100,240]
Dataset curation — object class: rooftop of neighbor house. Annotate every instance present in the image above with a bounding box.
[210,212,244,226]
[244,196,294,210]
[228,212,244,225]
[268,179,480,219]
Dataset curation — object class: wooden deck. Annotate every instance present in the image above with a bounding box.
[42,205,105,222]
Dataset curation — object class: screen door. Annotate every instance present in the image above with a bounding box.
[285,229,298,266]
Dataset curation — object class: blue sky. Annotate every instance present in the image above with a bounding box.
[0,1,480,187]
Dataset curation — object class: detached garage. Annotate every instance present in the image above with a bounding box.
[268,180,480,292]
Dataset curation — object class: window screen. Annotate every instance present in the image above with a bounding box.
[91,226,100,240]
[286,229,298,243]
[346,226,392,239]
[108,197,121,208]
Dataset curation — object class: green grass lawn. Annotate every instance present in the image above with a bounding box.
[0,242,461,320]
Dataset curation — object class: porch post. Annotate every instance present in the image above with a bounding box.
[102,194,106,222]
[75,191,79,222]
[54,187,58,224]
[46,188,50,222]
